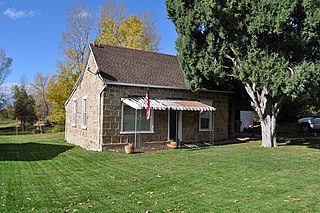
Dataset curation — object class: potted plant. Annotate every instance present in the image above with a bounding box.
[124,143,134,154]
[167,139,177,149]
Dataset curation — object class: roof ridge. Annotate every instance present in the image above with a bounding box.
[90,43,177,58]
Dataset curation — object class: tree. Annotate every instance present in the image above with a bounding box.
[95,0,160,51]
[47,62,78,125]
[32,72,52,120]
[167,0,320,147]
[47,2,93,126]
[0,103,15,120]
[61,1,93,73]
[12,84,36,118]
[0,49,12,110]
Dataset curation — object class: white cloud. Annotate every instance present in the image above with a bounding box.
[3,8,36,20]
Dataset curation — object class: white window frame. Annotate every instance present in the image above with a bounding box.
[71,98,77,127]
[199,100,213,131]
[82,96,88,129]
[120,103,154,134]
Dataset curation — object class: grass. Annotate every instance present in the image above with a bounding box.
[0,119,55,135]
[1,134,320,212]
[0,119,33,135]
[0,120,17,135]
[0,120,16,127]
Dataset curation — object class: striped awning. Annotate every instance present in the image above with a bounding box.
[122,97,216,112]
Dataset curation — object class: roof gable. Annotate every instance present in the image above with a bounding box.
[90,44,187,88]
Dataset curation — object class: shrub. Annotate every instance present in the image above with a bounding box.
[52,125,65,133]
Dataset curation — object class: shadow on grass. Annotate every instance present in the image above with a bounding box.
[278,138,320,149]
[0,142,74,161]
[215,136,259,146]
[180,136,260,151]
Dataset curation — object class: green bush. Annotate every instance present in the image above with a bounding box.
[52,125,65,133]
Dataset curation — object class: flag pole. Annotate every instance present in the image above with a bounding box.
[143,84,151,148]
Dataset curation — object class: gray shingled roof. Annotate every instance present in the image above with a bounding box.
[90,44,187,88]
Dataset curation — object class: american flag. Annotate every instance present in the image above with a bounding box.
[144,86,151,120]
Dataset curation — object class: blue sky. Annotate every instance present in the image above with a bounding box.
[0,0,178,84]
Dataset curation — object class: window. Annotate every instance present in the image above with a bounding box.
[82,96,87,129]
[72,98,77,126]
[121,104,153,133]
[199,100,213,131]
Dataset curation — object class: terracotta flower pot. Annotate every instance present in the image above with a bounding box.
[168,141,177,149]
[124,144,134,154]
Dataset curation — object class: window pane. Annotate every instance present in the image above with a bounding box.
[72,100,76,125]
[122,105,151,132]
[201,111,209,118]
[201,118,210,129]
[123,105,135,131]
[200,111,211,130]
[82,98,87,127]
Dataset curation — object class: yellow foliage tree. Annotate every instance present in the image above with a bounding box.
[119,15,148,50]
[47,61,80,126]
[95,0,160,51]
[96,15,151,50]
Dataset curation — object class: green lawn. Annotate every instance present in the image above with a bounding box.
[0,120,16,126]
[1,133,320,212]
[0,119,34,135]
[0,120,17,135]
[0,119,55,135]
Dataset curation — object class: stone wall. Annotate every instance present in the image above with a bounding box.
[65,50,105,151]
[101,84,229,149]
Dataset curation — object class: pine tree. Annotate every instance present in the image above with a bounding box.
[12,84,36,118]
[166,0,320,147]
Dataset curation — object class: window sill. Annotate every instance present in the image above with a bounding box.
[120,131,154,134]
[81,126,87,130]
[199,129,213,132]
[71,124,76,127]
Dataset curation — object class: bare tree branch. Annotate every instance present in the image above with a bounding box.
[61,2,93,72]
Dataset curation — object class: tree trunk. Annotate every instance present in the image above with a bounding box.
[260,112,277,147]
[42,93,50,118]
[244,83,283,148]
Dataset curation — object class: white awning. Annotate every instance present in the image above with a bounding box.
[122,97,216,112]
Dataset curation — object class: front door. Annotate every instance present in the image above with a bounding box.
[169,110,177,141]
[168,110,182,143]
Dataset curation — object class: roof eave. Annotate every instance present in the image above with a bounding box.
[104,81,233,94]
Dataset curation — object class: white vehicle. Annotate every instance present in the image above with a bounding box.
[298,112,320,132]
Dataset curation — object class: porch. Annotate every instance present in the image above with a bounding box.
[121,97,216,148]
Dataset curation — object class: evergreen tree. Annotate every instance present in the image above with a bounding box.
[166,0,320,147]
[12,84,36,118]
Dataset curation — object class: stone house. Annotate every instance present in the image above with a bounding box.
[65,44,230,151]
